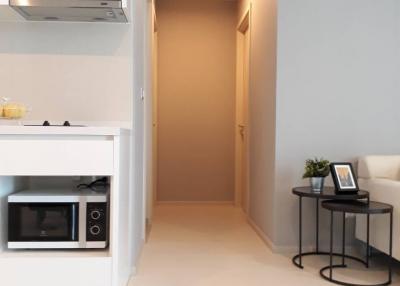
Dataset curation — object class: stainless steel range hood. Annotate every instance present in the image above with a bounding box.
[10,0,127,22]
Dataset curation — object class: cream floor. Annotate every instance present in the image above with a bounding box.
[128,204,400,286]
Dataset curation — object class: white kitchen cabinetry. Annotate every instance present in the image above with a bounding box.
[0,0,23,21]
[0,139,114,176]
[0,127,133,286]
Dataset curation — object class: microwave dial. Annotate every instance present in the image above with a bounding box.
[90,225,101,236]
[87,202,108,242]
[90,210,102,220]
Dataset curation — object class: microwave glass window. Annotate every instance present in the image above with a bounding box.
[9,203,79,242]
[21,205,68,238]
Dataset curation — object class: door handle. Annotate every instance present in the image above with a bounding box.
[238,125,245,137]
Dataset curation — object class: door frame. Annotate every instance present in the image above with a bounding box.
[235,5,251,212]
[151,5,158,213]
[143,0,158,239]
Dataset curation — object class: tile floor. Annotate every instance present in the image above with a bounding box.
[129,204,399,286]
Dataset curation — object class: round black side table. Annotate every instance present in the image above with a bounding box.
[292,187,369,269]
[321,200,393,286]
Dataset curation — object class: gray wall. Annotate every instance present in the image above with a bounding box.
[130,0,146,268]
[238,0,277,243]
[275,0,400,249]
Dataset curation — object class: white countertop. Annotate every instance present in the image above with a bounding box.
[0,125,130,136]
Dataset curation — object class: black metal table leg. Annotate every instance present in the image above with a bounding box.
[320,201,393,286]
[299,196,303,268]
[316,198,319,253]
[388,212,393,284]
[342,212,346,266]
[292,196,365,269]
[330,210,334,280]
[292,196,304,269]
[367,214,370,268]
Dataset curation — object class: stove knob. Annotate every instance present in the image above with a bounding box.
[63,121,71,126]
[90,225,101,236]
[43,120,50,126]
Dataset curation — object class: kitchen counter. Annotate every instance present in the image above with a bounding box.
[0,125,130,136]
[0,124,133,286]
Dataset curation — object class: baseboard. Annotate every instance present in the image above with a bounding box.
[246,217,355,254]
[247,216,275,251]
[127,266,137,284]
[271,244,354,254]
[122,269,133,286]
[130,266,137,277]
[130,238,145,278]
[156,201,234,205]
[145,219,152,242]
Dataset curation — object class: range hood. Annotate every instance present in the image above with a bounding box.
[10,0,127,22]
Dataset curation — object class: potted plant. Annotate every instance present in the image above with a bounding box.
[303,158,330,192]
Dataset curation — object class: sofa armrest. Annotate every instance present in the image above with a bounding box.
[358,156,400,180]
[359,178,400,208]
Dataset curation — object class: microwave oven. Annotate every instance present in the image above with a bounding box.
[8,189,109,249]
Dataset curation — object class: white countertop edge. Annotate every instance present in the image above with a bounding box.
[0,126,131,136]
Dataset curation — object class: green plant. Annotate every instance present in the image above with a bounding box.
[303,158,330,178]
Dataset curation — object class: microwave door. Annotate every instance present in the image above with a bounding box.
[8,203,79,248]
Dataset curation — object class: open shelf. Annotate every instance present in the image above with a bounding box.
[0,176,112,260]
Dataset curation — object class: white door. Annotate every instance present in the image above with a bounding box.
[152,30,158,213]
[235,11,250,213]
[240,28,250,213]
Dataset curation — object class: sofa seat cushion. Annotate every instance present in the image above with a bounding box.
[356,178,400,259]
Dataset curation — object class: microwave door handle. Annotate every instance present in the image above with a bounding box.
[71,203,79,241]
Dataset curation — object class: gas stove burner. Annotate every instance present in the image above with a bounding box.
[24,121,85,127]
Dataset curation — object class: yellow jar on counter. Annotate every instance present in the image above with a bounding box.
[3,103,27,119]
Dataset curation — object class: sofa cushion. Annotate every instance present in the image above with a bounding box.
[356,178,400,259]
[358,155,400,180]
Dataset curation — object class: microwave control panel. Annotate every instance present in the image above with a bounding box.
[86,202,108,241]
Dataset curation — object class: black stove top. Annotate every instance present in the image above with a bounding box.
[24,121,85,127]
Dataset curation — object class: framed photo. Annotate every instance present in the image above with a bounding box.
[330,163,359,194]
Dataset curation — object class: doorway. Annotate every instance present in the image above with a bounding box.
[235,8,251,213]
[146,0,252,225]
[154,0,238,204]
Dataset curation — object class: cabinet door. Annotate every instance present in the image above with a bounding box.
[0,139,114,176]
[0,257,112,286]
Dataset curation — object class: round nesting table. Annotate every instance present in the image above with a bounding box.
[320,200,393,286]
[292,187,369,269]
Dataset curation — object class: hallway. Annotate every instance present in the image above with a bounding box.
[129,204,334,286]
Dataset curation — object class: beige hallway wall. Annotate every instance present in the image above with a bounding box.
[156,0,237,202]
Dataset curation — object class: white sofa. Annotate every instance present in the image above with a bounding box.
[355,155,400,260]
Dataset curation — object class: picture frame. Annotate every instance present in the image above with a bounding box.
[330,162,359,194]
